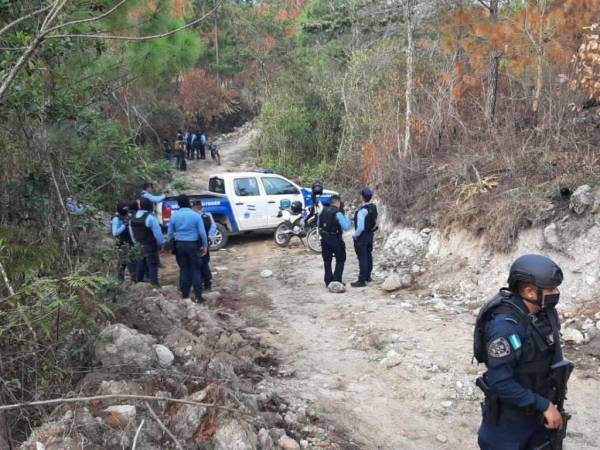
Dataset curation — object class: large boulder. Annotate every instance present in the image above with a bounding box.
[570,185,593,215]
[95,324,157,369]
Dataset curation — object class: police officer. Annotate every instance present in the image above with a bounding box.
[111,202,136,281]
[318,195,351,286]
[192,200,216,290]
[129,198,165,287]
[168,195,208,302]
[475,254,571,450]
[140,182,167,206]
[351,187,377,287]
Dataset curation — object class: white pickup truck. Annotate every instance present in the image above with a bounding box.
[159,171,337,249]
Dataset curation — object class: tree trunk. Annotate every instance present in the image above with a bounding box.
[532,0,547,118]
[484,0,500,124]
[403,0,415,158]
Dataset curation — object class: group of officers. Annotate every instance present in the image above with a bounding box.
[111,182,575,450]
[111,182,215,302]
[313,183,379,288]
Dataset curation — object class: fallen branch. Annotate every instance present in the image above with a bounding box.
[0,394,226,412]
[144,402,184,450]
[131,419,145,450]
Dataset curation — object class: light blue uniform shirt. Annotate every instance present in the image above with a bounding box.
[200,134,206,145]
[129,210,165,246]
[141,190,166,203]
[111,216,126,237]
[354,207,368,238]
[336,212,352,232]
[168,208,208,249]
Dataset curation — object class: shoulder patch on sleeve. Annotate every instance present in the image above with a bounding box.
[487,337,511,358]
[508,334,522,350]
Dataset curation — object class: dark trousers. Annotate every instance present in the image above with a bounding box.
[135,243,159,286]
[354,232,373,282]
[201,248,212,288]
[186,144,193,159]
[478,411,550,450]
[117,244,136,281]
[321,234,346,285]
[175,241,204,299]
[199,144,206,159]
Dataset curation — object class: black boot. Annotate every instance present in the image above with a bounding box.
[351,280,366,288]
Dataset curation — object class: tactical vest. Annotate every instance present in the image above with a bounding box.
[475,290,562,402]
[354,203,378,233]
[113,215,132,245]
[319,206,341,236]
[130,212,156,245]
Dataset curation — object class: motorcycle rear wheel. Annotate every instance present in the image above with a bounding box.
[306,227,321,254]
[275,221,293,247]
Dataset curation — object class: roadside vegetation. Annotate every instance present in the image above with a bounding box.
[256,0,600,250]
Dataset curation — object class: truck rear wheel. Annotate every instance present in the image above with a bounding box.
[210,223,229,251]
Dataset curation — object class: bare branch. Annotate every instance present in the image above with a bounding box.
[45,0,129,33]
[47,4,220,42]
[0,6,50,38]
[131,419,145,450]
[0,393,241,413]
[144,402,184,450]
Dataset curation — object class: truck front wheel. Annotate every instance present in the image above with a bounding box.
[210,223,229,251]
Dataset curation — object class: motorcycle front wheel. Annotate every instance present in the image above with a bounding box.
[306,227,321,254]
[274,221,293,247]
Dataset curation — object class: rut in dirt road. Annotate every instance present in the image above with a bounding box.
[173,127,600,450]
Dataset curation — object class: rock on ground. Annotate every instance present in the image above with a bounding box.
[261,269,273,278]
[153,344,175,367]
[328,282,346,293]
[213,419,258,450]
[562,327,585,345]
[278,435,301,450]
[95,324,157,369]
[102,405,136,430]
[570,185,593,215]
[381,273,413,292]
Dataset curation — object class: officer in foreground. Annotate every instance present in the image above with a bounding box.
[474,254,574,450]
[318,194,351,286]
[129,198,165,287]
[351,187,377,287]
[168,195,208,302]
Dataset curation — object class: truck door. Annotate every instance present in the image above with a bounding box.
[231,176,270,230]
[260,176,304,226]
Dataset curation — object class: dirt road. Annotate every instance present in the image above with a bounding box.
[167,128,600,450]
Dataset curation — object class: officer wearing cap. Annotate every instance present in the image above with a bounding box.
[474,254,572,449]
[351,187,377,288]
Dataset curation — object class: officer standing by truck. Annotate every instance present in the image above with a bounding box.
[474,254,573,450]
[129,198,165,287]
[192,200,216,290]
[318,195,351,287]
[168,195,208,302]
[351,187,377,288]
[111,202,136,281]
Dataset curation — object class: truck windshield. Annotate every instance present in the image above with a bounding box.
[209,177,225,194]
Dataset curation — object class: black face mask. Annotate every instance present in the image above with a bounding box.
[542,292,560,309]
[522,289,560,310]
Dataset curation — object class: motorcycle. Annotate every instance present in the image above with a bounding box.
[207,142,221,165]
[274,205,321,253]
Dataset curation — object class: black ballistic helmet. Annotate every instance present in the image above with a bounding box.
[291,201,303,214]
[508,254,563,290]
[312,181,323,196]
